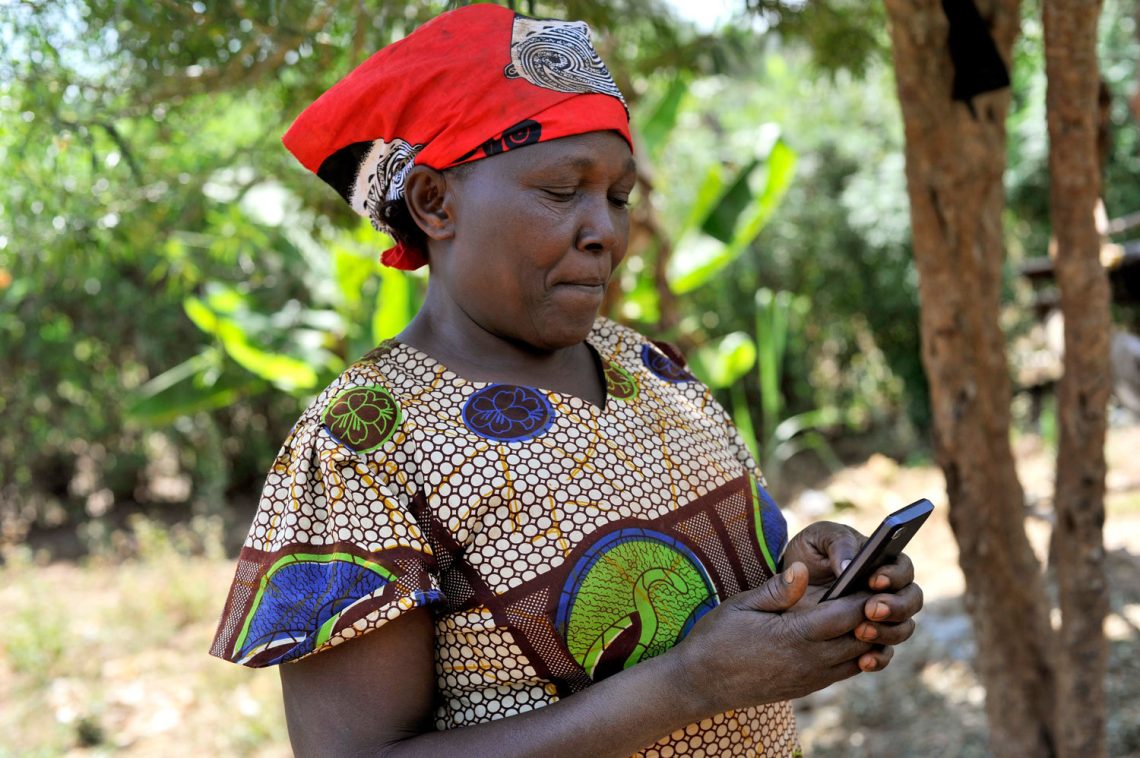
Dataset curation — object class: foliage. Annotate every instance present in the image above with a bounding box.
[0,0,758,534]
[5,0,1137,532]
[743,0,892,76]
[629,46,925,468]
[0,0,907,528]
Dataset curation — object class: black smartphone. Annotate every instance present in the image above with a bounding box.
[818,498,933,602]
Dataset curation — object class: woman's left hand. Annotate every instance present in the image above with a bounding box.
[781,521,924,672]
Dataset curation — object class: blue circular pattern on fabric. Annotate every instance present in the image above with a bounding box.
[640,344,694,383]
[461,383,555,442]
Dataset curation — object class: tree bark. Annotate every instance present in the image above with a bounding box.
[1042,1,1111,756]
[883,1,1057,755]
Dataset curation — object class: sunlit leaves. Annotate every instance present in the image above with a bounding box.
[183,292,319,392]
[666,130,797,293]
[372,266,418,346]
[690,331,757,388]
[637,73,690,157]
[126,349,262,425]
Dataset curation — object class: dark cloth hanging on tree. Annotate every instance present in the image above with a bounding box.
[942,0,1011,111]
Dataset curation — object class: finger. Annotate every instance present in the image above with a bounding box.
[869,551,915,591]
[818,635,876,668]
[855,618,916,646]
[734,562,809,613]
[864,583,924,624]
[825,530,863,579]
[794,592,869,641]
[827,657,865,684]
[858,645,895,673]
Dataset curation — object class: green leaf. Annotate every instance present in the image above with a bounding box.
[694,331,757,388]
[126,350,259,425]
[332,244,372,312]
[203,283,248,315]
[756,288,788,444]
[772,407,841,444]
[371,266,415,344]
[665,233,724,294]
[638,75,690,157]
[184,294,319,392]
[214,320,319,391]
[668,139,798,294]
[724,140,797,258]
[183,296,220,334]
[680,164,726,237]
[701,157,760,243]
[730,383,760,464]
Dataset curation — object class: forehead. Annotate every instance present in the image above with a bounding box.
[461,131,636,180]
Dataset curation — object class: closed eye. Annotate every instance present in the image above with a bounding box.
[541,189,576,201]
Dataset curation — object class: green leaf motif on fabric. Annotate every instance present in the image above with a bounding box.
[559,531,717,681]
[603,360,639,401]
[322,386,402,454]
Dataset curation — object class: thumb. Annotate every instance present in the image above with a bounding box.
[738,561,809,612]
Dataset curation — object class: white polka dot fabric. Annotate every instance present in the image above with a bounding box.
[210,318,800,756]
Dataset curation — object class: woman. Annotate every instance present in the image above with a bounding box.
[210,6,923,756]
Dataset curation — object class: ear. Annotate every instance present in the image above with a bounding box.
[404,166,454,241]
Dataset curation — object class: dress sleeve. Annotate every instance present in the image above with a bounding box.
[209,393,442,668]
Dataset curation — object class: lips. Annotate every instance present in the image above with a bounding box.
[554,270,609,289]
[559,280,606,289]
[553,280,606,301]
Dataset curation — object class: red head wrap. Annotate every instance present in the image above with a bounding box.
[283,4,633,270]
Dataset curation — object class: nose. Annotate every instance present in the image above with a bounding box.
[575,193,625,255]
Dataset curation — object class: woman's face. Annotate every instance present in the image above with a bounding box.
[432,130,636,351]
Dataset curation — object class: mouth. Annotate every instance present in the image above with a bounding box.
[558,280,606,290]
[552,281,607,301]
[554,272,609,290]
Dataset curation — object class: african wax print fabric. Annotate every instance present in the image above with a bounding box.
[210,318,802,757]
[283,3,632,270]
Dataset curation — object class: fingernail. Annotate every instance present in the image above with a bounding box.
[872,575,890,590]
[858,623,878,641]
[861,657,877,672]
[872,602,889,620]
[840,559,851,573]
[783,567,796,584]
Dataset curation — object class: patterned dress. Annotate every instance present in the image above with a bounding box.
[210,318,802,757]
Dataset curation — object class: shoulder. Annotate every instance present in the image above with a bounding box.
[590,317,696,384]
[292,340,416,456]
[589,316,685,362]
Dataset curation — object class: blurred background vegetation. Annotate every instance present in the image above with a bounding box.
[2,0,1138,544]
[3,1,1140,755]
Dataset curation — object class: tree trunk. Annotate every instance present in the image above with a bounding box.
[1042,1,1111,756]
[883,1,1057,755]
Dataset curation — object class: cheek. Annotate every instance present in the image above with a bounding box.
[611,214,631,267]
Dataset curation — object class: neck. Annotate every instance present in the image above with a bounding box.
[397,285,595,388]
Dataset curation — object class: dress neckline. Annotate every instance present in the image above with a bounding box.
[387,327,610,413]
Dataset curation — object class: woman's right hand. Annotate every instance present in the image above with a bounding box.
[669,561,875,714]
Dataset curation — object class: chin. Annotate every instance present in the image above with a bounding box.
[529,313,598,351]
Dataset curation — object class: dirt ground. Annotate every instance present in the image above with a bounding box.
[1,427,1138,756]
[789,425,1140,757]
